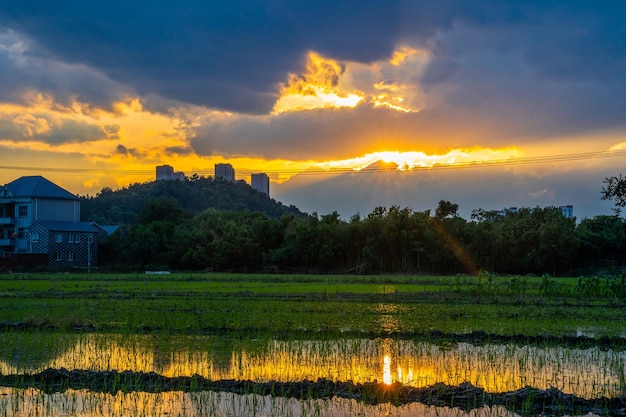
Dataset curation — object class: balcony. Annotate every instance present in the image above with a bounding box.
[0,238,15,246]
[0,217,15,225]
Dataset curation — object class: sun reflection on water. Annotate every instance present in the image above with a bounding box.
[1,334,625,399]
[383,355,392,385]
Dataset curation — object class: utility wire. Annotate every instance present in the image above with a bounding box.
[0,148,625,177]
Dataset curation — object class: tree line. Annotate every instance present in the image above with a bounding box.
[81,175,303,225]
[99,198,626,276]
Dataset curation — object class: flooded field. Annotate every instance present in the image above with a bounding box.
[2,273,626,415]
[1,332,624,416]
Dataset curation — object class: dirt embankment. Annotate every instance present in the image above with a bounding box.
[2,368,626,416]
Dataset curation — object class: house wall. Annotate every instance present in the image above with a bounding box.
[32,198,80,222]
[30,223,98,269]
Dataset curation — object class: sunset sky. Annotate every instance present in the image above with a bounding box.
[1,1,625,220]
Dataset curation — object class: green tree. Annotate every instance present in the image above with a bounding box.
[601,174,626,215]
[435,200,459,220]
[136,197,183,224]
[538,207,579,275]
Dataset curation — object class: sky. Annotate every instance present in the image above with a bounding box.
[1,1,625,220]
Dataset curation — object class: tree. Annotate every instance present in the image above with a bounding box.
[435,200,459,220]
[538,207,579,276]
[601,174,626,215]
[136,197,183,224]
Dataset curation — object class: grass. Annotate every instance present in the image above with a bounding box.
[0,272,625,338]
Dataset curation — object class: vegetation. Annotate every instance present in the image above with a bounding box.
[602,174,626,215]
[80,175,303,225]
[72,175,626,275]
[92,197,624,275]
[1,272,625,339]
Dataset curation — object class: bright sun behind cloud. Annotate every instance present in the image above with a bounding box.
[317,148,524,172]
[273,52,364,114]
[272,46,429,114]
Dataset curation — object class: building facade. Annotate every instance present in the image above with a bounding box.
[215,163,236,182]
[251,173,270,197]
[29,221,106,269]
[498,205,574,218]
[156,165,184,181]
[560,205,574,219]
[0,176,109,269]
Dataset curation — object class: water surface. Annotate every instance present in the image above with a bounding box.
[1,332,624,399]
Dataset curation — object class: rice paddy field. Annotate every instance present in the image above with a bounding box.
[1,272,625,416]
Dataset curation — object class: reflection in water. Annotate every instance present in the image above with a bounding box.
[383,355,392,385]
[1,333,625,399]
[0,387,528,417]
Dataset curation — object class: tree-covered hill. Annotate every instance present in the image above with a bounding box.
[80,175,304,225]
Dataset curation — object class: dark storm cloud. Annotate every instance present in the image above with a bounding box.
[189,67,626,161]
[0,1,429,114]
[0,30,133,111]
[1,1,625,135]
[164,146,194,156]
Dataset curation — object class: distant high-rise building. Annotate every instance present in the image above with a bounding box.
[215,163,235,182]
[251,173,270,197]
[156,165,174,180]
[498,207,518,216]
[156,165,184,181]
[560,205,574,218]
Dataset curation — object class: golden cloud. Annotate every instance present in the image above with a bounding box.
[13,114,51,136]
[273,52,364,114]
[273,46,429,115]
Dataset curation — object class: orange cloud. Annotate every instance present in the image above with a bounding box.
[273,46,429,114]
[273,52,364,113]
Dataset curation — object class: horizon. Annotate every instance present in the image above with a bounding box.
[4,169,614,223]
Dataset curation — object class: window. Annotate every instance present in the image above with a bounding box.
[68,252,75,261]
[54,251,62,261]
[55,233,63,243]
[18,205,28,217]
[31,232,39,242]
[68,232,80,243]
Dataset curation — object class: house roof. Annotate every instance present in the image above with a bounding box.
[99,225,121,235]
[35,221,99,233]
[2,176,78,200]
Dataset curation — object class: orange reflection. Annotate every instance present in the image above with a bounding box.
[383,355,392,385]
[1,335,624,399]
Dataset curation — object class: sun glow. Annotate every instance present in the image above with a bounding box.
[317,148,523,172]
[273,52,365,114]
[273,46,428,114]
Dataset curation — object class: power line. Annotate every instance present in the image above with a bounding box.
[0,148,625,177]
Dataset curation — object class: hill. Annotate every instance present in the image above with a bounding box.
[80,175,304,225]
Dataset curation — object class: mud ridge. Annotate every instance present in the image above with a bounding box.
[2,368,626,416]
[2,323,625,350]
